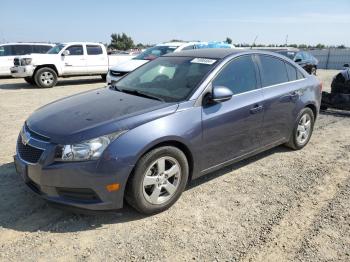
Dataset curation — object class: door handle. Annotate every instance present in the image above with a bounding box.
[250,105,263,114]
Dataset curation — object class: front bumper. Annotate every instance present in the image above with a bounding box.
[10,65,34,78]
[106,73,121,85]
[14,130,132,211]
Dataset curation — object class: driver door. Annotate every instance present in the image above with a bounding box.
[61,45,87,75]
[200,55,265,171]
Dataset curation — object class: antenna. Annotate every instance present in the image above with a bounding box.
[251,35,258,49]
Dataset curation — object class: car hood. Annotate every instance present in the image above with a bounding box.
[15,53,58,65]
[110,59,148,72]
[26,88,178,144]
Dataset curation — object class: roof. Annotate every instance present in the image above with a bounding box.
[0,42,54,46]
[164,48,296,61]
[157,41,194,47]
[164,48,248,59]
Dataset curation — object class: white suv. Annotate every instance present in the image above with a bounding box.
[0,43,54,76]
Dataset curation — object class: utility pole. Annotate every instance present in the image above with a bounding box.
[285,35,288,47]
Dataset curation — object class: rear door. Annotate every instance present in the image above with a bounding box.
[86,44,108,74]
[200,55,264,170]
[256,54,303,146]
[61,44,87,75]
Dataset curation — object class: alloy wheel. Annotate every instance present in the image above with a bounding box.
[142,156,181,205]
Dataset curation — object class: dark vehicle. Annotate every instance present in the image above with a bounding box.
[14,49,321,214]
[321,64,350,111]
[276,50,319,75]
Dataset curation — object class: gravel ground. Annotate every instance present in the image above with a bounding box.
[0,70,349,261]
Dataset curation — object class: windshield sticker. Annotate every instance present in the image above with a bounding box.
[191,58,217,65]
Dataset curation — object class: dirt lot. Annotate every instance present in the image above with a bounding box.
[0,70,349,262]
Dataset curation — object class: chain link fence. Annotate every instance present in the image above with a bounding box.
[308,49,350,70]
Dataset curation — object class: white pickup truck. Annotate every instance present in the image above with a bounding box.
[10,42,135,88]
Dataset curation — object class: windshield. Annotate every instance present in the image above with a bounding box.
[114,56,218,102]
[133,46,178,61]
[47,44,66,54]
[277,51,296,60]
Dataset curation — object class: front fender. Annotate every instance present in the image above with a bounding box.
[97,106,203,184]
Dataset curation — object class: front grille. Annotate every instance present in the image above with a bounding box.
[24,123,50,142]
[17,137,44,163]
[110,70,128,77]
[14,58,20,66]
[56,188,101,203]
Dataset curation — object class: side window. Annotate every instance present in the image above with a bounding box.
[66,45,84,55]
[297,70,305,80]
[285,62,298,81]
[213,55,257,95]
[11,45,32,55]
[32,45,52,53]
[87,45,103,55]
[294,52,303,61]
[181,45,195,51]
[258,55,289,87]
[1,46,12,56]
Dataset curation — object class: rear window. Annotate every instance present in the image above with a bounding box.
[258,55,289,87]
[87,45,103,55]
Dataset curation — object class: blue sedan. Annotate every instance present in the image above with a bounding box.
[14,49,322,214]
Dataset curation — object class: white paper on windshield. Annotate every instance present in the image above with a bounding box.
[190,58,217,65]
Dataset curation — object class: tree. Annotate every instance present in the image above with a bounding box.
[109,33,134,50]
[225,37,232,44]
[315,43,325,49]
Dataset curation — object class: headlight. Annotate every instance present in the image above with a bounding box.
[58,131,127,162]
[21,58,32,65]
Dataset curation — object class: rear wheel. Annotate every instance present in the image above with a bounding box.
[34,67,58,88]
[285,108,315,150]
[125,146,189,214]
[24,77,34,85]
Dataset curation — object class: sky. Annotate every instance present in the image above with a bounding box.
[1,0,350,46]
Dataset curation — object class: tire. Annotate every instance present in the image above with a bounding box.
[24,77,35,85]
[101,74,107,81]
[285,108,315,150]
[125,146,189,215]
[34,67,58,88]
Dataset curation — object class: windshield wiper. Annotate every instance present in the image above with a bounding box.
[120,89,164,102]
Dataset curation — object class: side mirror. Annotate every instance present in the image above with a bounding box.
[344,64,349,68]
[211,86,233,103]
[294,58,302,63]
[62,50,70,56]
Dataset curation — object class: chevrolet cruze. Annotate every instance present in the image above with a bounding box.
[14,49,321,214]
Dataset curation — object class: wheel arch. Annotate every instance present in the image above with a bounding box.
[33,64,59,76]
[127,139,195,187]
[305,103,318,119]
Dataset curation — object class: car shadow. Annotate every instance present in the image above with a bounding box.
[0,77,105,90]
[0,145,290,234]
[320,109,350,117]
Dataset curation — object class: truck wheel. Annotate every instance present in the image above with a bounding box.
[101,74,107,81]
[34,67,58,88]
[125,146,189,215]
[24,77,35,85]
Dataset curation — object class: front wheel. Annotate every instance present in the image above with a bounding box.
[34,67,58,88]
[125,146,189,214]
[285,108,315,150]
